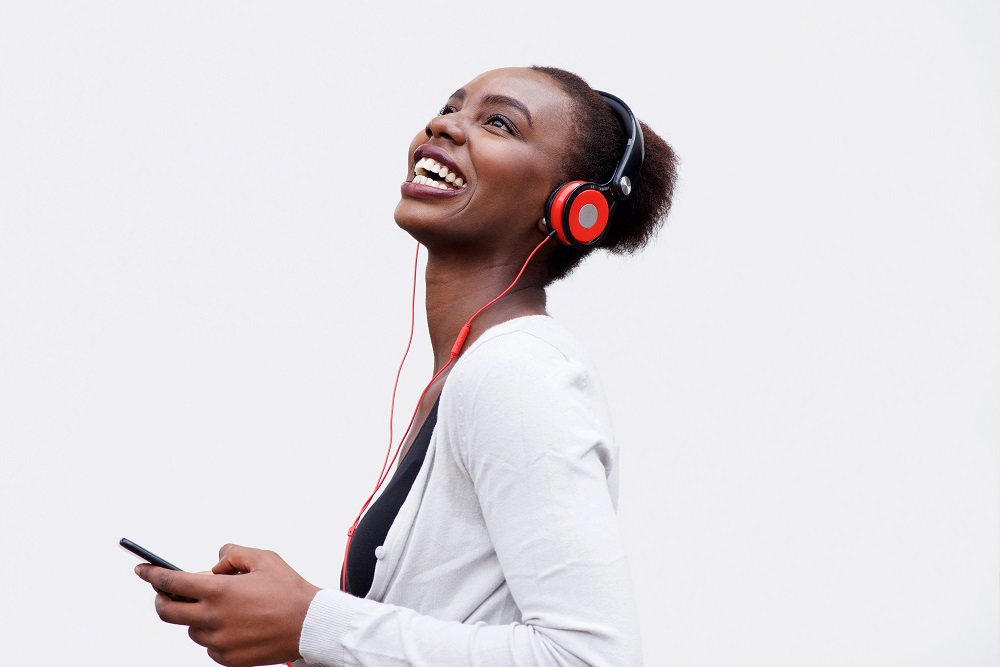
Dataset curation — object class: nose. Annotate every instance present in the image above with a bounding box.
[425,112,467,144]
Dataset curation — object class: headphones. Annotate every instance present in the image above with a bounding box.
[544,90,645,249]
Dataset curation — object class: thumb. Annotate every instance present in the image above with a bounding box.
[211,543,260,575]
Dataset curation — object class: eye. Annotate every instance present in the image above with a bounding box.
[486,114,516,133]
[438,105,457,116]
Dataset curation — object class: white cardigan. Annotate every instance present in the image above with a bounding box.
[296,316,641,666]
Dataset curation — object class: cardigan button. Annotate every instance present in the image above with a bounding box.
[374,545,386,560]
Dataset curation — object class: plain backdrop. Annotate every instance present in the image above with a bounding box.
[1,1,997,665]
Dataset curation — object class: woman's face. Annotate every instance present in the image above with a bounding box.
[394,67,575,252]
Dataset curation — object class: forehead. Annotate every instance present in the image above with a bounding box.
[453,68,573,129]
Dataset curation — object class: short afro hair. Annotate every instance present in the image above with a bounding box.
[531,65,679,284]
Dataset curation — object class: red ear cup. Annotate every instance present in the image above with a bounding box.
[545,181,584,246]
[544,181,611,249]
[566,186,610,245]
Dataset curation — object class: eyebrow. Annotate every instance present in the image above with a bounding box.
[448,88,533,126]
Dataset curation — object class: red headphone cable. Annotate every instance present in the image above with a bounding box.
[340,232,554,593]
[286,241,420,667]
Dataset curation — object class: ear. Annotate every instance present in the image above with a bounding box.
[537,217,549,234]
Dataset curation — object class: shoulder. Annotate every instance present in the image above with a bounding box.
[438,315,615,465]
[460,315,594,374]
[448,315,599,399]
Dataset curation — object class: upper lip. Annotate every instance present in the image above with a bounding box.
[413,144,467,184]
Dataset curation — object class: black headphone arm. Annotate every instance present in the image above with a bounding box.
[595,90,645,201]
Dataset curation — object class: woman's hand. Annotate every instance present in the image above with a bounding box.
[135,544,320,667]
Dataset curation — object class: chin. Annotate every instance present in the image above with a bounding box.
[393,200,423,236]
[394,199,456,240]
[393,205,440,248]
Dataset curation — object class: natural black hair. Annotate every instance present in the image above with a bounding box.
[530,66,679,284]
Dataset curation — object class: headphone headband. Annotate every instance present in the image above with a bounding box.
[595,90,645,201]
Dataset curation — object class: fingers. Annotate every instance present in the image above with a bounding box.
[212,543,277,575]
[154,592,206,626]
[137,546,313,667]
[212,543,248,575]
[135,564,219,601]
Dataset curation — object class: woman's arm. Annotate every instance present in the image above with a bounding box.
[297,328,642,666]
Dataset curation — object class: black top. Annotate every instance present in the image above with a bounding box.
[344,398,440,598]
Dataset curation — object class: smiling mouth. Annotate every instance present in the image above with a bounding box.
[413,157,466,190]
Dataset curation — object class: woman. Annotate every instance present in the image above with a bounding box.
[135,65,678,667]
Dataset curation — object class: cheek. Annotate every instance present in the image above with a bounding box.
[516,165,561,219]
[479,156,559,217]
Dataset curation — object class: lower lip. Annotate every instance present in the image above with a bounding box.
[400,181,466,199]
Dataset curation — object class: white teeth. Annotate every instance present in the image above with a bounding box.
[414,172,446,189]
[412,155,467,188]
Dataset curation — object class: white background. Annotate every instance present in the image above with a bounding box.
[1,1,997,665]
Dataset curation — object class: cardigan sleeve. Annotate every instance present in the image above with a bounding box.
[296,328,642,667]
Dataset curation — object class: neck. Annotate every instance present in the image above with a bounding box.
[424,249,548,372]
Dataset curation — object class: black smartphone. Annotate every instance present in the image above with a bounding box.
[119,537,184,571]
